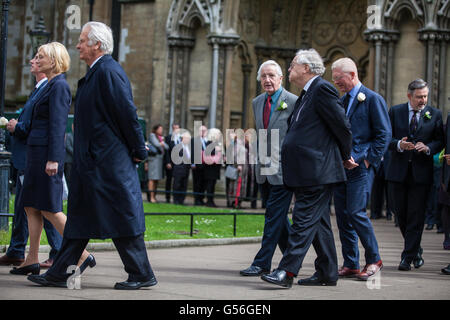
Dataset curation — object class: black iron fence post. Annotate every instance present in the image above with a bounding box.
[0,0,11,231]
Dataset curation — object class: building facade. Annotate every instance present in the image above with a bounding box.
[2,0,450,135]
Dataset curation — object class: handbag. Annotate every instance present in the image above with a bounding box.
[147,144,159,157]
[225,165,239,180]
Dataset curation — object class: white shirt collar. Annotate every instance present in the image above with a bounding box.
[408,102,425,113]
[89,55,104,68]
[303,75,319,93]
[35,77,48,89]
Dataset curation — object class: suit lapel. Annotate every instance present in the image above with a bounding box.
[415,105,429,135]
[347,85,364,120]
[254,94,265,130]
[399,103,410,136]
[85,55,107,82]
[31,80,52,109]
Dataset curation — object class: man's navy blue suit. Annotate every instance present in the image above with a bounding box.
[333,83,391,270]
[7,80,62,260]
[46,55,156,283]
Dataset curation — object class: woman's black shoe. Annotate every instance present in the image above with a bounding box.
[10,263,40,275]
[79,254,96,274]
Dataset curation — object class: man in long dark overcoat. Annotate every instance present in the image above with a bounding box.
[28,21,157,290]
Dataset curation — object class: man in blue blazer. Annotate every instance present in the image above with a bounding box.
[331,58,391,281]
[0,54,61,268]
[386,79,444,271]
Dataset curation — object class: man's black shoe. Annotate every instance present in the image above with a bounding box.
[441,264,450,275]
[239,265,269,276]
[398,259,411,271]
[413,248,424,269]
[261,269,293,288]
[27,273,67,288]
[297,274,337,286]
[114,277,158,290]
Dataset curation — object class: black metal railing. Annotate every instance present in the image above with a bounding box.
[0,211,265,237]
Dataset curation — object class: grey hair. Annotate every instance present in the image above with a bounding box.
[256,60,283,81]
[295,48,326,76]
[407,78,428,94]
[331,57,358,74]
[82,21,114,55]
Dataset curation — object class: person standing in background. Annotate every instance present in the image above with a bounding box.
[148,124,168,203]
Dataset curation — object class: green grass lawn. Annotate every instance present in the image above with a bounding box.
[0,196,265,246]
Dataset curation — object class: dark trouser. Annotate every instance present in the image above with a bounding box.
[164,167,173,202]
[425,165,442,227]
[442,206,450,243]
[205,179,217,204]
[192,165,205,203]
[370,162,392,218]
[64,163,72,186]
[7,172,61,260]
[47,234,155,282]
[389,167,430,263]
[278,184,338,282]
[251,182,292,271]
[173,173,189,205]
[260,182,270,208]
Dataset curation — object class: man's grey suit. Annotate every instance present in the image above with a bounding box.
[248,87,297,271]
[253,88,297,185]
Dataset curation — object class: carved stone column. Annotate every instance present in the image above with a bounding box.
[385,31,399,107]
[207,34,240,131]
[438,31,450,112]
[166,36,195,130]
[241,63,252,129]
[364,29,398,105]
[418,29,446,107]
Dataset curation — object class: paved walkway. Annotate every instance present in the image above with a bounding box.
[0,217,449,300]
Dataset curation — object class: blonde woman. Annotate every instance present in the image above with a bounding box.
[10,42,94,276]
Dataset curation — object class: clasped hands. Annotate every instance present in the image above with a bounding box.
[399,137,429,154]
[6,119,17,133]
[343,157,368,170]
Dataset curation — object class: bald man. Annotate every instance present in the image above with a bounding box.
[331,58,391,281]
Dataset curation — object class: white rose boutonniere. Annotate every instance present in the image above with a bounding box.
[357,92,366,102]
[0,117,8,128]
[276,101,288,111]
[424,111,432,120]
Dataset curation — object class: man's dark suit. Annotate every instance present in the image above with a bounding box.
[46,55,156,284]
[163,133,177,202]
[386,103,444,264]
[191,136,206,205]
[439,114,450,249]
[278,77,352,282]
[172,142,191,205]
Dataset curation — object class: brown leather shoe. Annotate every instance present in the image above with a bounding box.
[356,260,383,281]
[39,259,54,269]
[338,266,360,277]
[0,254,24,266]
